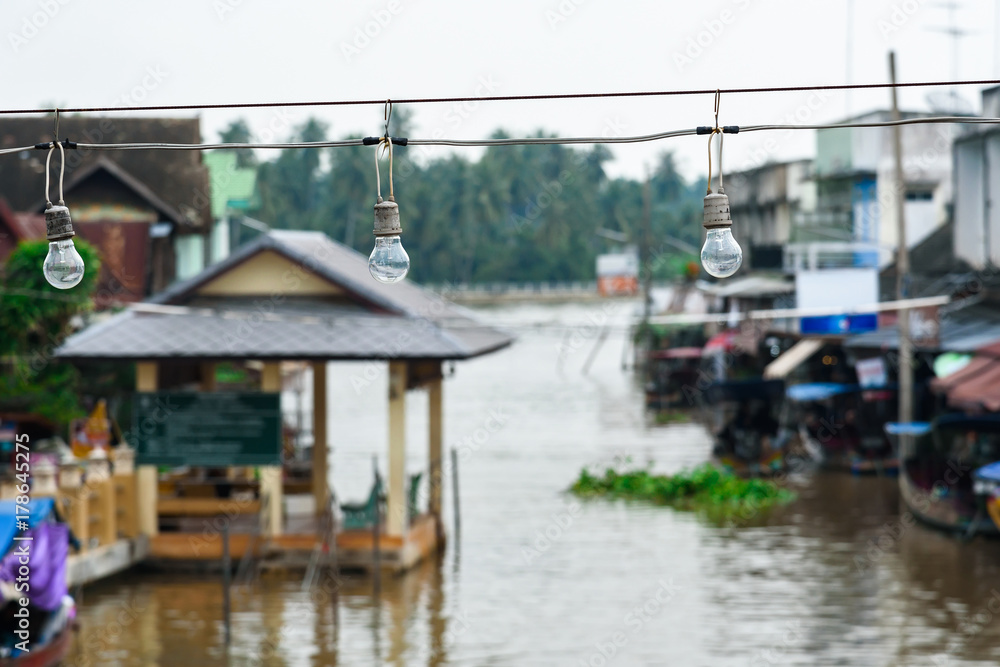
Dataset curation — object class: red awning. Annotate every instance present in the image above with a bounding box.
[703,331,739,354]
[931,341,1000,412]
[651,347,703,360]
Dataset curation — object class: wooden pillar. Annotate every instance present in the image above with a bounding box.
[386,361,407,537]
[428,374,443,526]
[312,362,329,513]
[136,361,159,537]
[199,362,217,391]
[260,362,283,536]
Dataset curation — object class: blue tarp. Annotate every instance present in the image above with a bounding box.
[786,383,860,402]
[885,422,932,436]
[975,461,1000,483]
[0,498,55,557]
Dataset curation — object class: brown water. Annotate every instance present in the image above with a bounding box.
[67,301,1000,666]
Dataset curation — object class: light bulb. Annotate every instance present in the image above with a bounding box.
[43,238,85,289]
[700,228,742,278]
[369,235,410,283]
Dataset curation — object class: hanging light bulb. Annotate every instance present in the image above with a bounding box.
[369,195,410,283]
[41,137,85,289]
[701,190,742,278]
[43,203,85,289]
[700,124,742,279]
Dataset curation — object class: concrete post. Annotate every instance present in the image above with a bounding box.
[136,361,159,537]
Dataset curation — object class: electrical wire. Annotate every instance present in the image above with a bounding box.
[3,78,1000,116]
[47,115,1000,154]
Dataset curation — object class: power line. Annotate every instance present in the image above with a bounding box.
[1,78,1000,116]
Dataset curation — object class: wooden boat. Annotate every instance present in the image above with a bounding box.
[644,347,703,410]
[0,622,74,667]
[894,416,1000,536]
[786,382,899,475]
[974,461,1000,532]
[706,379,789,477]
[0,498,76,664]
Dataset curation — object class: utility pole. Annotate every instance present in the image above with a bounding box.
[889,51,913,429]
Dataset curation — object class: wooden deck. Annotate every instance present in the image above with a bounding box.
[148,511,443,574]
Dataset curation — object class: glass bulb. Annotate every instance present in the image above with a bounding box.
[700,228,742,278]
[42,239,85,289]
[368,235,410,284]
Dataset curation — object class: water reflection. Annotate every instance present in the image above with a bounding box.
[66,301,1000,666]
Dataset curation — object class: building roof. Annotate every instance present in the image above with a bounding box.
[697,275,794,299]
[56,230,514,362]
[0,117,210,229]
[844,302,1000,352]
[0,198,44,241]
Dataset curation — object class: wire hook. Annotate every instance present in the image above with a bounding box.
[54,108,60,143]
[713,89,720,129]
[384,99,392,138]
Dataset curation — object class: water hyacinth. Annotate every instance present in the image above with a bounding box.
[569,463,795,517]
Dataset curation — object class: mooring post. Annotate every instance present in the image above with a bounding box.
[373,457,382,596]
[451,447,461,540]
[222,523,232,647]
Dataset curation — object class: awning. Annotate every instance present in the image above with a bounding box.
[763,338,823,379]
[703,331,739,354]
[930,341,1000,411]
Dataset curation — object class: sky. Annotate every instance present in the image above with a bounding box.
[1,0,998,184]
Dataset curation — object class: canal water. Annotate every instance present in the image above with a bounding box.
[69,300,1000,666]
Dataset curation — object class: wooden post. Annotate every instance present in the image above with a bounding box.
[451,448,461,540]
[889,52,914,433]
[136,361,159,538]
[222,523,232,647]
[427,374,443,539]
[260,362,283,537]
[312,362,329,513]
[386,362,407,537]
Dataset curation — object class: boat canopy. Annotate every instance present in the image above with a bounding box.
[975,461,1000,483]
[706,378,785,404]
[884,422,932,436]
[786,382,859,402]
[0,498,56,555]
[651,347,703,360]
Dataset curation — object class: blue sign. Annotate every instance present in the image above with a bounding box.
[800,313,878,335]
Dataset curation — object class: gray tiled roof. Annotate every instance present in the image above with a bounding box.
[56,231,513,361]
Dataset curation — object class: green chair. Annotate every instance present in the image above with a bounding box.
[407,472,423,523]
[340,475,384,530]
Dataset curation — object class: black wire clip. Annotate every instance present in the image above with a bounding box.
[363,136,408,146]
[33,139,77,150]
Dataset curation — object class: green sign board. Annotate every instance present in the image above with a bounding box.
[132,392,282,467]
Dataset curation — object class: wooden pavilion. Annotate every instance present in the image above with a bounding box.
[56,230,512,571]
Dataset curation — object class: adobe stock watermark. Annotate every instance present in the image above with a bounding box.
[877,0,929,40]
[748,621,804,667]
[545,0,587,30]
[8,0,73,53]
[577,579,683,666]
[521,501,581,565]
[340,0,403,62]
[673,0,755,73]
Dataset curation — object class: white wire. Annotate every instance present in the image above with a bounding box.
[23,114,1000,155]
[57,140,65,203]
[44,144,53,204]
[374,142,381,200]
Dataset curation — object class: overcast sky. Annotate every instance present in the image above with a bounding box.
[2,0,997,184]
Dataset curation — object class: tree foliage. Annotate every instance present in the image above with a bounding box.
[243,117,703,284]
[0,239,100,425]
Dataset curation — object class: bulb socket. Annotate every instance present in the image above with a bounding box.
[44,203,76,242]
[702,191,732,231]
[373,196,402,237]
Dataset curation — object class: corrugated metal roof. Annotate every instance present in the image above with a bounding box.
[56,230,514,361]
[844,302,1000,352]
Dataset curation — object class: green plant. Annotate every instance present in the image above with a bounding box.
[569,462,795,520]
[0,239,100,425]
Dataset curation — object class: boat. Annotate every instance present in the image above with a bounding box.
[644,347,703,410]
[893,415,1000,537]
[705,378,788,477]
[973,461,1000,532]
[0,498,76,665]
[786,382,899,475]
